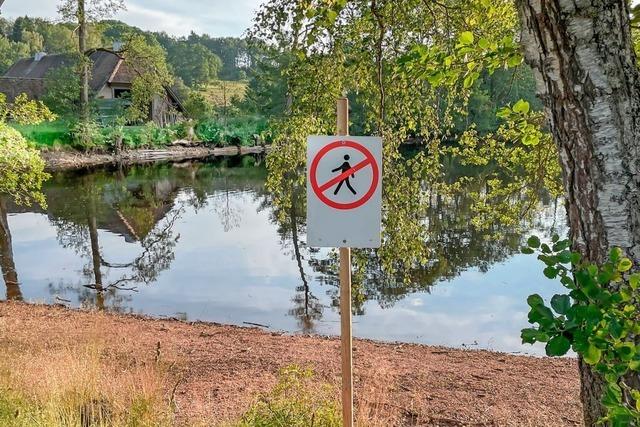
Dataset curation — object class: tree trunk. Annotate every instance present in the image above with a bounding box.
[0,199,22,301]
[78,0,90,121]
[516,0,640,424]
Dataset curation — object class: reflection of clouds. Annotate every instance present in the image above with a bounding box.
[6,171,567,355]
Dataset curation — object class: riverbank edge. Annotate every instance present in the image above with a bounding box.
[41,144,270,172]
[0,300,583,425]
[0,299,556,356]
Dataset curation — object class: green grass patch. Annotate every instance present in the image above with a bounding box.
[11,120,72,148]
[235,365,341,427]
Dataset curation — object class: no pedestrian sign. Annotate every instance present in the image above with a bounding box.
[307,136,382,248]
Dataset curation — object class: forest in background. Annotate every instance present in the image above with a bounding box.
[0,13,543,152]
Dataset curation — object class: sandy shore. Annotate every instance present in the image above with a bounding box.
[0,301,583,426]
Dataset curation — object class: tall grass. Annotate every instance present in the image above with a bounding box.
[234,365,400,427]
[0,342,174,426]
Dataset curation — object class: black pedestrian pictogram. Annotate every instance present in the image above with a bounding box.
[332,155,357,195]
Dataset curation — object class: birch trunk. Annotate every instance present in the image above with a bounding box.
[515,0,640,424]
[78,0,90,120]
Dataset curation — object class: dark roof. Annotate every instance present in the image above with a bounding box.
[0,78,45,101]
[4,54,72,79]
[0,50,125,100]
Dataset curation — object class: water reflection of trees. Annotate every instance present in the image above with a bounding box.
[44,168,183,310]
[0,198,22,300]
[0,157,270,308]
[268,152,564,318]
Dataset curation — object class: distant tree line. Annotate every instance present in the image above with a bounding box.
[0,16,256,87]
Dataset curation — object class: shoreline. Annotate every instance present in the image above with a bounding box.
[0,301,583,425]
[41,144,269,172]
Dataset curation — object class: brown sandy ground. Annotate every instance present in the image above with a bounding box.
[0,302,582,426]
[42,145,269,172]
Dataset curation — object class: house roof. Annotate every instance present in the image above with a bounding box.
[0,49,184,111]
[3,50,123,92]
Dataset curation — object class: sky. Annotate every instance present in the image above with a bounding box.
[0,0,264,37]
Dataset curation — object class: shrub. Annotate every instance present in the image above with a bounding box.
[522,236,640,425]
[236,365,340,427]
[0,123,49,207]
[195,119,224,145]
[69,120,104,151]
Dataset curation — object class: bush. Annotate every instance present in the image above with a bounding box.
[195,116,270,147]
[236,365,340,427]
[120,123,177,149]
[522,236,640,425]
[195,119,224,145]
[70,120,104,152]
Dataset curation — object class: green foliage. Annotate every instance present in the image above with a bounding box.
[69,119,104,151]
[0,93,52,207]
[522,237,640,425]
[183,90,214,120]
[1,93,57,125]
[195,119,224,144]
[42,64,81,116]
[0,123,49,207]
[161,38,222,86]
[236,365,340,427]
[195,116,268,147]
[120,34,173,123]
[0,35,31,75]
[119,122,177,149]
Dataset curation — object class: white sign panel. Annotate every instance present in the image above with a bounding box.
[306,135,382,248]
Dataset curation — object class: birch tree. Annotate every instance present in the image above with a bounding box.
[514,0,640,423]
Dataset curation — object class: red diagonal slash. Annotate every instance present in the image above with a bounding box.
[317,158,372,193]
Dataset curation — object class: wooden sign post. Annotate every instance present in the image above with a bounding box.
[306,98,382,427]
[337,97,354,427]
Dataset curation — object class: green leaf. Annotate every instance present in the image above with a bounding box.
[546,335,571,356]
[463,74,475,88]
[610,247,622,263]
[543,266,558,279]
[618,258,633,272]
[521,328,540,344]
[615,342,635,361]
[527,294,544,307]
[550,294,571,315]
[583,344,602,365]
[552,240,570,252]
[512,99,530,114]
[521,246,534,255]
[629,273,640,290]
[527,235,540,248]
[458,31,474,46]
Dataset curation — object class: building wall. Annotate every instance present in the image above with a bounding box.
[96,85,112,99]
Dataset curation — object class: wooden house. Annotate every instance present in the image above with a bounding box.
[0,49,184,126]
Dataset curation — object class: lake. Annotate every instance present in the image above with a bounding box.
[0,155,567,355]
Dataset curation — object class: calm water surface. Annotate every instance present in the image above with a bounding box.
[0,155,566,355]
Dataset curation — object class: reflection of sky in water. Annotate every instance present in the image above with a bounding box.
[5,168,566,356]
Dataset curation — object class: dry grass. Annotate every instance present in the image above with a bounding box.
[0,337,176,426]
[200,81,248,107]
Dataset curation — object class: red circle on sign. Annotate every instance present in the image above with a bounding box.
[310,140,379,210]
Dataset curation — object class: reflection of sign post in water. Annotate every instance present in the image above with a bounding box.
[307,98,382,427]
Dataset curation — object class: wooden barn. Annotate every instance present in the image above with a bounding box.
[0,49,184,126]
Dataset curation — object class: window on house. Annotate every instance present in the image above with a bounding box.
[113,88,131,99]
